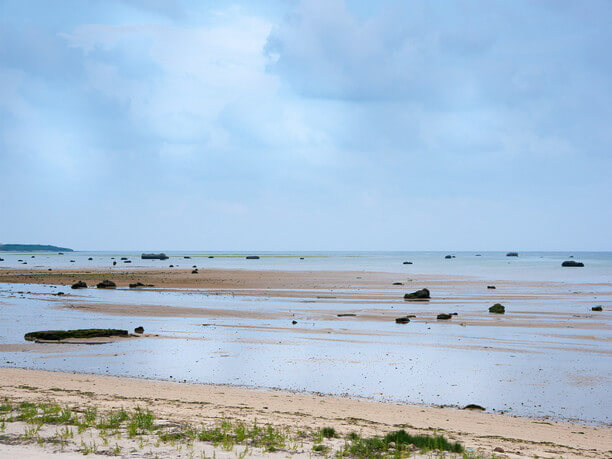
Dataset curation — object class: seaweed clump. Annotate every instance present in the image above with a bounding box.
[489,303,505,314]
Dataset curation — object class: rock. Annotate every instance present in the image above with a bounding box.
[88,257,93,260]
[462,404,485,411]
[404,288,430,300]
[208,256,214,258]
[184,256,191,259]
[112,261,117,266]
[129,282,145,288]
[475,254,482,256]
[437,313,452,320]
[70,260,75,263]
[134,326,144,334]
[506,252,518,257]
[0,258,3,261]
[300,257,305,260]
[120,257,128,260]
[141,253,169,260]
[493,447,505,453]
[56,292,65,296]
[489,303,505,314]
[25,329,128,342]
[169,265,174,268]
[487,285,496,289]
[395,317,411,324]
[191,269,198,274]
[96,280,116,289]
[71,281,87,289]
[246,255,260,259]
[402,261,413,265]
[392,282,404,285]
[592,306,603,311]
[444,255,452,259]
[337,313,356,317]
[192,265,197,268]
[562,260,584,267]
[123,260,131,263]
[291,320,297,325]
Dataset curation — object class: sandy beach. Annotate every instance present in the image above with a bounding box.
[1,264,610,457]
[0,367,610,458]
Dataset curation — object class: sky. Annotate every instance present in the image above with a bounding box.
[1,0,611,251]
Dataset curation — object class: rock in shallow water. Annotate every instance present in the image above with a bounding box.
[71,281,87,289]
[562,260,584,267]
[404,288,430,300]
[97,280,116,289]
[489,303,505,314]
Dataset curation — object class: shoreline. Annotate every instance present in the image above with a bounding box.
[0,367,610,458]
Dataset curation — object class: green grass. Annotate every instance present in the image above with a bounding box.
[320,426,337,438]
[344,430,464,457]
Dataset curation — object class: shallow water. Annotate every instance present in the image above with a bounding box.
[0,274,610,425]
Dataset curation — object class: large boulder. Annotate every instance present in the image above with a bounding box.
[562,260,584,267]
[97,280,116,289]
[134,326,144,334]
[489,303,505,314]
[404,288,430,300]
[71,281,87,289]
[592,306,603,311]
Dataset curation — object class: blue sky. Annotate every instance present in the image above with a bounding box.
[1,0,611,251]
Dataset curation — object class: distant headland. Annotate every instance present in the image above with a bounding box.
[0,244,74,252]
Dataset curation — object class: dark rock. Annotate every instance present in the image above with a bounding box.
[129,282,145,288]
[120,257,128,260]
[506,252,518,257]
[395,317,411,324]
[134,326,144,334]
[337,313,357,317]
[70,260,75,263]
[562,260,584,267]
[123,260,132,263]
[462,404,485,411]
[291,320,297,325]
[169,265,174,268]
[71,281,87,289]
[404,288,430,300]
[96,280,116,289]
[493,447,504,453]
[184,256,191,259]
[141,253,169,260]
[300,257,305,260]
[192,265,197,268]
[25,329,128,342]
[489,303,505,314]
[392,282,404,285]
[246,256,260,259]
[437,313,452,320]
[444,255,452,259]
[88,257,93,260]
[592,306,603,311]
[487,285,496,289]
[402,261,413,265]
[56,292,65,296]
[475,254,482,256]
[208,256,214,258]
[191,269,198,274]
[0,258,3,261]
[112,261,117,266]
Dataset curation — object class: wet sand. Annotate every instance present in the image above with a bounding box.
[0,367,610,458]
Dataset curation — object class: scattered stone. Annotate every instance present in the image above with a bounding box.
[191,269,198,274]
[184,256,191,259]
[300,257,305,260]
[487,285,496,289]
[444,255,452,259]
[592,306,603,311]
[169,265,174,268]
[337,313,357,317]
[56,292,65,296]
[395,317,411,324]
[71,281,87,289]
[129,282,145,288]
[96,280,116,289]
[70,260,75,263]
[392,282,404,285]
[506,252,518,257]
[112,262,116,266]
[141,253,169,260]
[291,320,298,325]
[437,313,452,320]
[489,303,505,314]
[493,447,504,453]
[246,255,260,259]
[404,288,430,300]
[562,260,584,267]
[123,260,132,263]
[120,257,128,260]
[88,257,93,260]
[402,261,413,265]
[134,326,144,334]
[463,404,485,411]
[208,256,214,258]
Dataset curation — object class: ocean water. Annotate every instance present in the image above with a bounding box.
[0,251,610,424]
[1,250,612,282]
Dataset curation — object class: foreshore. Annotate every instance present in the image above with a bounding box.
[0,367,610,458]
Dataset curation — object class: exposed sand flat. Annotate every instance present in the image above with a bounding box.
[0,367,609,458]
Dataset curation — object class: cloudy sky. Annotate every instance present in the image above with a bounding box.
[1,0,611,251]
